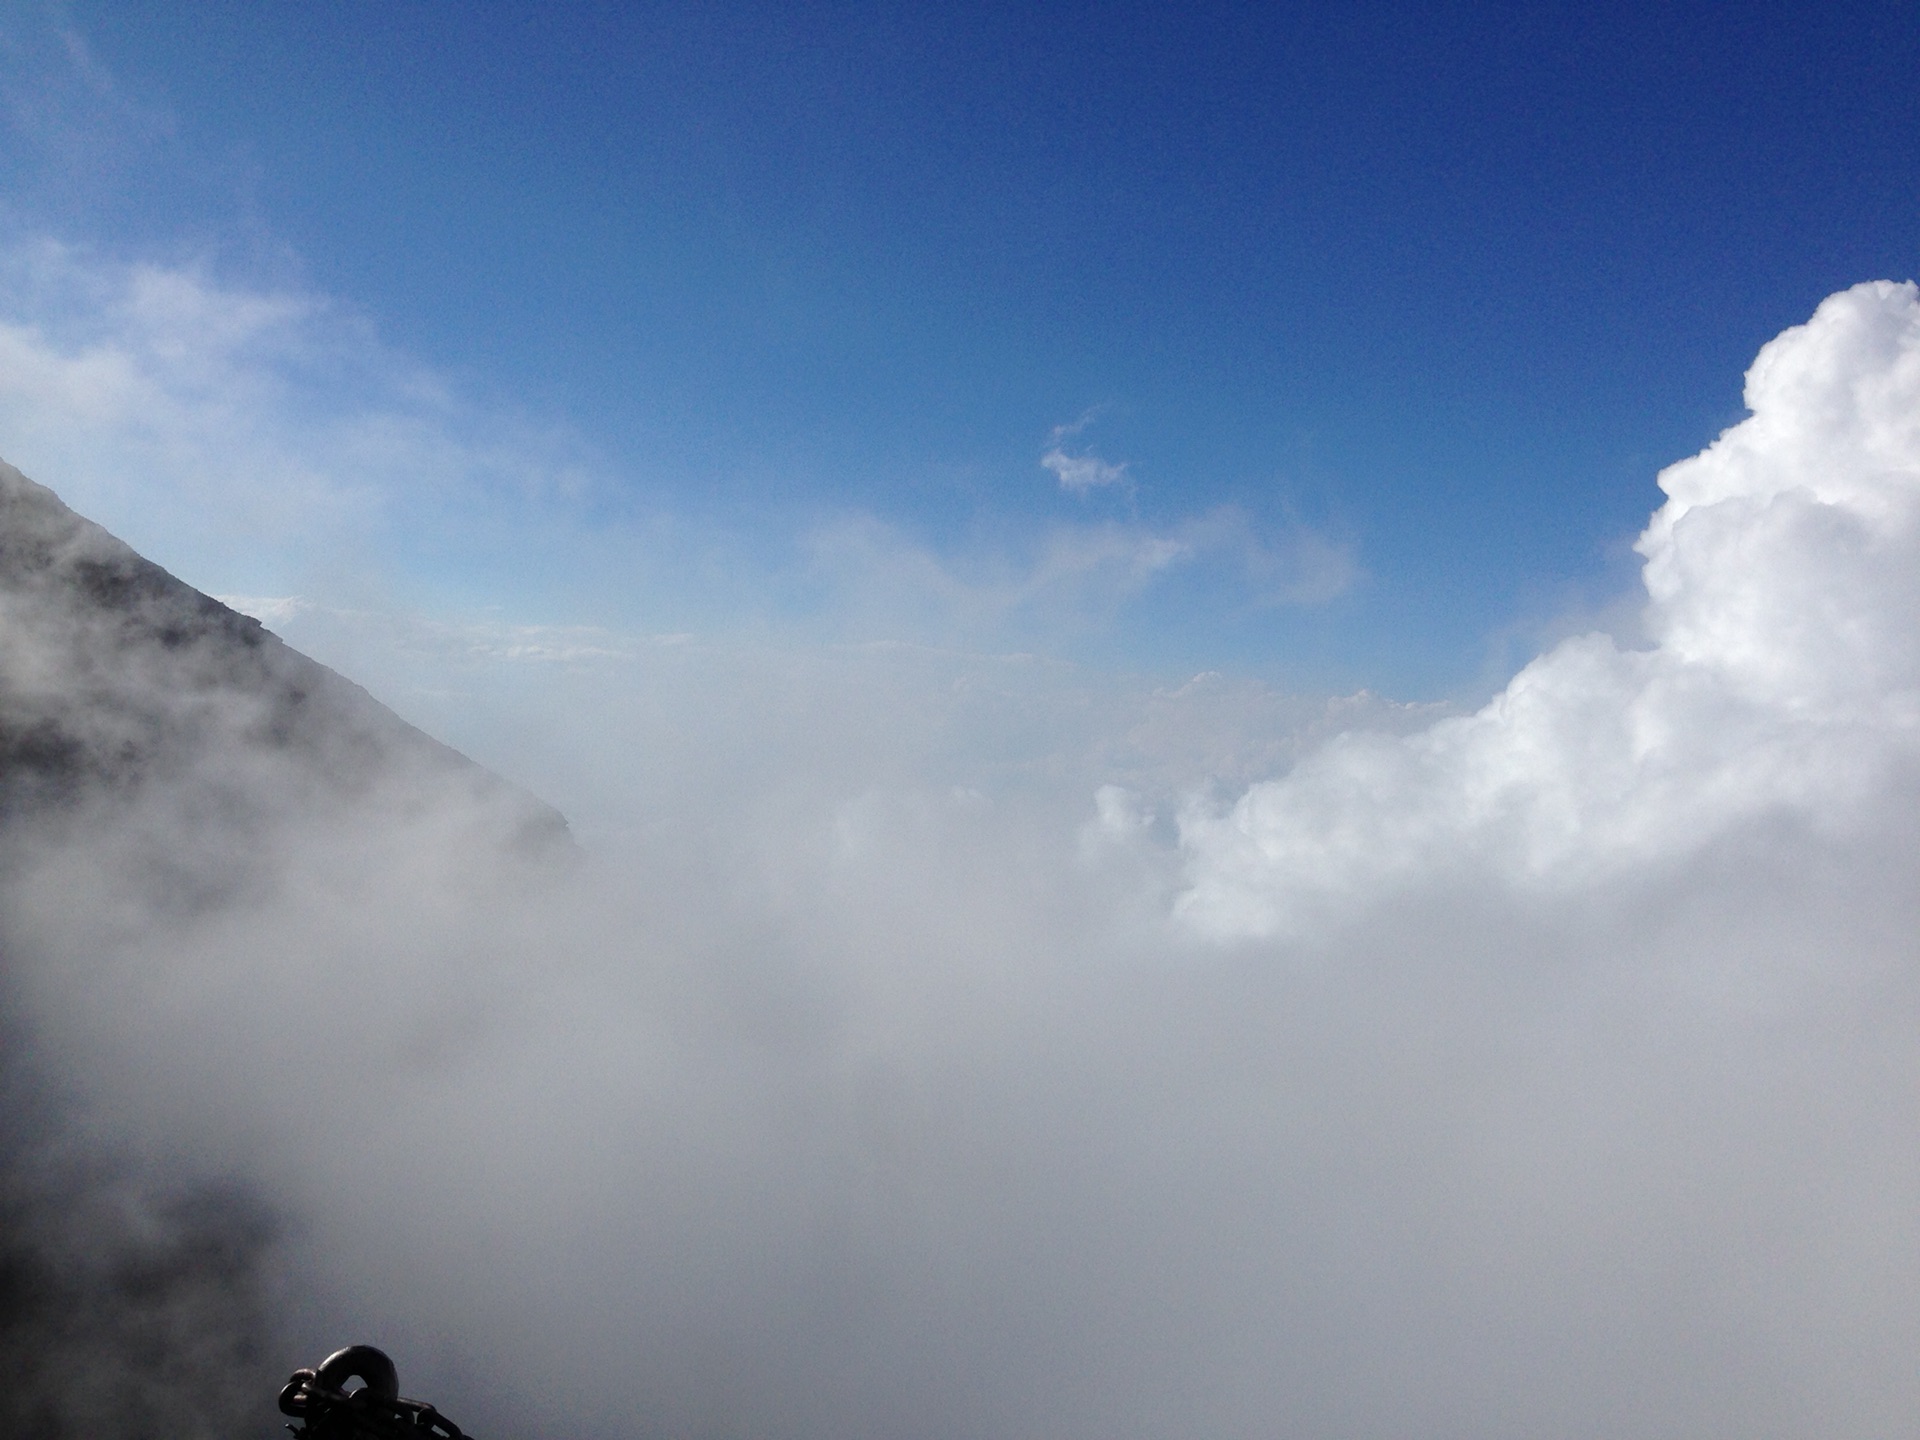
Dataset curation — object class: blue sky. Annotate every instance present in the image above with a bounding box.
[3,0,1917,697]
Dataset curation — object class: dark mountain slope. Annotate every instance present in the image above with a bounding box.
[0,455,571,1439]
[0,456,568,850]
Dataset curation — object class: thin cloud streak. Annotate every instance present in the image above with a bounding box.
[800,506,1354,651]
[0,237,599,594]
[0,241,1347,659]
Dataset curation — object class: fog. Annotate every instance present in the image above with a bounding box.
[4,282,1919,1438]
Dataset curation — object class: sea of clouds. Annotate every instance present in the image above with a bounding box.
[3,280,1919,1440]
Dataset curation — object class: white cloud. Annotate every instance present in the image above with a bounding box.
[1042,410,1129,492]
[9,276,1920,1439]
[0,243,1352,663]
[1177,280,1920,935]
[798,505,1353,652]
[1042,444,1129,492]
[214,593,311,628]
[0,238,600,596]
[1172,503,1360,605]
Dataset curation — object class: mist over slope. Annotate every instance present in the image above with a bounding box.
[2,282,1918,1440]
[0,457,568,853]
[0,458,567,1437]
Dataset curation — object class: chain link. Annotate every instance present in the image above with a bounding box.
[279,1347,471,1440]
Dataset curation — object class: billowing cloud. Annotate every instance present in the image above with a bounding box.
[1175,280,1920,935]
[5,284,1920,1440]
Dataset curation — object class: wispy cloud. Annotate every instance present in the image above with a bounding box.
[0,243,1354,664]
[213,593,312,628]
[1041,445,1128,493]
[0,238,602,593]
[800,504,1354,649]
[1042,410,1129,493]
[216,593,639,666]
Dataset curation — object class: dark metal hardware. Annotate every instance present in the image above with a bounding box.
[279,1346,469,1440]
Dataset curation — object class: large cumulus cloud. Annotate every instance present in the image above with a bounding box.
[1177,281,1920,933]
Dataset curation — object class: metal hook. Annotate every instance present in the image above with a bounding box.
[314,1345,400,1400]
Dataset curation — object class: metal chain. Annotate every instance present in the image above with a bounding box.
[280,1347,471,1440]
